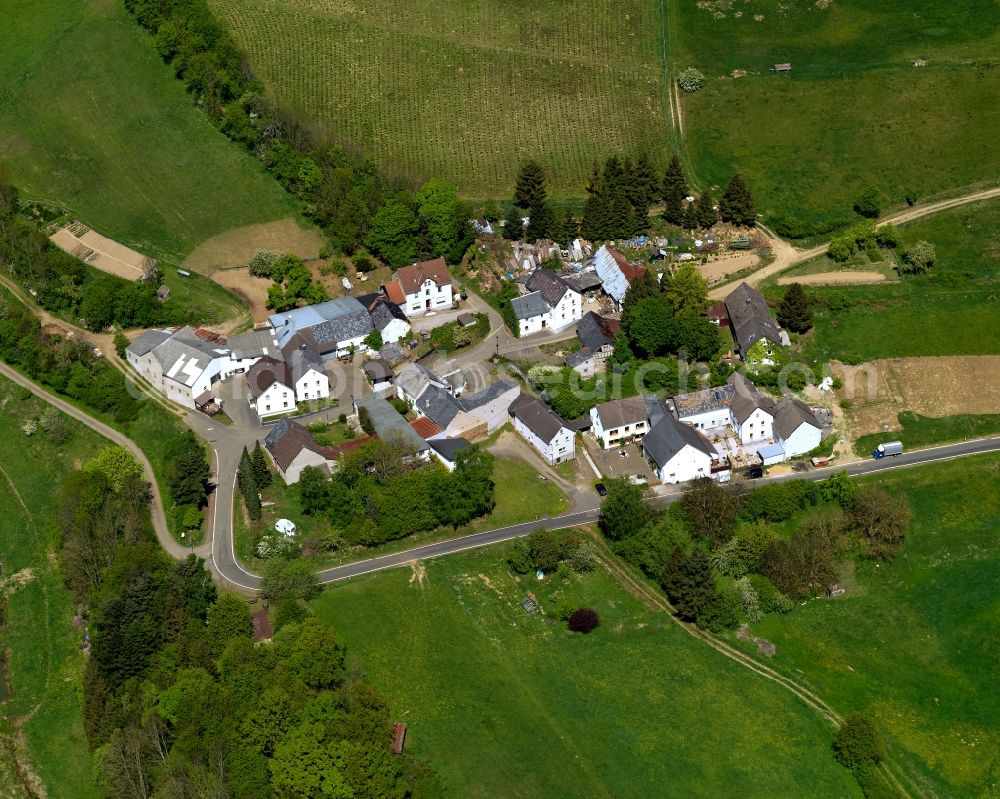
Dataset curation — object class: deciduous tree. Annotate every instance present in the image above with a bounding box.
[599,477,648,541]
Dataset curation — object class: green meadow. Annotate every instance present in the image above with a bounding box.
[314,543,860,798]
[0,0,298,264]
[746,454,1000,797]
[0,376,104,798]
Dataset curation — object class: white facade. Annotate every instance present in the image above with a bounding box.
[294,368,330,403]
[648,443,713,485]
[126,346,227,408]
[732,406,774,443]
[590,407,649,448]
[278,448,332,485]
[677,407,731,432]
[405,278,452,317]
[777,422,822,458]
[380,317,411,344]
[512,416,575,466]
[254,381,295,418]
[517,288,582,336]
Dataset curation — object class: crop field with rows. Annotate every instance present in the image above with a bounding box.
[209,0,670,197]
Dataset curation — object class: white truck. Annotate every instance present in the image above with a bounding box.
[872,440,904,459]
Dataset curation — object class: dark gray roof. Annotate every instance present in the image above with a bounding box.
[269,296,374,350]
[509,393,568,444]
[428,437,471,463]
[228,328,280,360]
[526,269,573,307]
[773,396,821,439]
[460,380,518,411]
[281,334,325,384]
[126,329,171,356]
[415,384,464,428]
[365,295,408,332]
[264,419,329,470]
[560,271,603,293]
[363,358,393,382]
[724,283,783,353]
[644,396,670,428]
[354,395,428,452]
[576,311,620,354]
[511,291,549,320]
[247,356,292,399]
[728,372,776,424]
[379,342,406,364]
[643,415,715,469]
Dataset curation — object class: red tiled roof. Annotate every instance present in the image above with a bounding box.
[383,280,406,305]
[607,246,645,283]
[393,257,451,294]
[410,417,443,439]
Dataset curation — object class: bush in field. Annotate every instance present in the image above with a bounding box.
[567,608,600,633]
[833,713,885,771]
[677,68,706,93]
[900,240,935,274]
[249,248,278,278]
[853,187,884,219]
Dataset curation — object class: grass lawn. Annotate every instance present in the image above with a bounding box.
[675,0,1000,237]
[209,0,670,197]
[235,455,569,570]
[312,541,860,798]
[778,198,1000,362]
[0,377,104,798]
[745,454,1000,797]
[0,0,299,264]
[853,411,1000,456]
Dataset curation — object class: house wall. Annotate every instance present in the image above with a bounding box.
[677,408,730,432]
[512,417,576,465]
[295,369,330,402]
[647,443,712,485]
[733,408,774,443]
[547,289,582,332]
[405,279,452,316]
[381,318,411,344]
[222,354,262,378]
[778,423,821,458]
[590,407,649,448]
[127,350,164,392]
[462,385,520,434]
[280,448,332,485]
[254,382,295,417]
[519,313,548,337]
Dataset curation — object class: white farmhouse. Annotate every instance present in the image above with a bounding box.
[773,396,822,457]
[728,372,776,443]
[590,396,650,448]
[509,393,575,465]
[358,292,411,344]
[383,257,453,317]
[642,414,720,485]
[268,296,374,360]
[247,337,330,419]
[510,270,582,336]
[125,326,229,408]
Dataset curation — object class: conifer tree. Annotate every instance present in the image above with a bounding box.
[777,282,813,333]
[662,155,688,225]
[251,441,272,489]
[719,173,756,227]
[513,160,547,211]
[695,188,716,229]
[502,210,523,241]
[238,447,261,521]
[525,201,552,241]
[630,153,658,232]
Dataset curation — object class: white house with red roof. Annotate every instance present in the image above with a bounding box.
[383,257,453,317]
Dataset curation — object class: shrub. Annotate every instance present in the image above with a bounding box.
[249,249,278,278]
[337,413,347,424]
[506,539,532,574]
[853,187,884,219]
[900,240,935,274]
[567,541,596,573]
[833,713,885,771]
[353,253,375,273]
[735,576,763,622]
[855,765,901,799]
[677,67,706,93]
[113,332,129,359]
[567,608,600,633]
[358,406,375,436]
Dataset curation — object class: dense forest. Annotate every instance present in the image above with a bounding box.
[63,449,438,798]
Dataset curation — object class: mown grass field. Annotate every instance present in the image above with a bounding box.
[0,0,299,264]
[746,454,1000,797]
[0,377,103,799]
[313,542,860,798]
[854,411,1000,456]
[777,197,1000,362]
[676,0,1000,235]
[209,0,670,197]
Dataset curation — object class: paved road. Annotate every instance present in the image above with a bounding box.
[0,361,194,562]
[708,185,1000,300]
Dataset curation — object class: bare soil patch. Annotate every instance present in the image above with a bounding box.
[210,268,273,325]
[696,250,760,285]
[183,218,325,274]
[778,271,887,286]
[50,222,150,280]
[842,356,1000,437]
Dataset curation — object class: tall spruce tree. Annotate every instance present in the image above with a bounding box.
[238,447,261,521]
[719,173,756,227]
[695,188,716,229]
[513,160,547,211]
[502,209,524,241]
[251,441,273,489]
[662,155,688,225]
[525,201,552,241]
[662,547,721,625]
[777,282,813,333]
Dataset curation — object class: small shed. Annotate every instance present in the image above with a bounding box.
[194,390,215,411]
[457,312,477,328]
[156,285,170,302]
[773,63,791,73]
[363,358,393,388]
[758,442,785,466]
[390,723,407,755]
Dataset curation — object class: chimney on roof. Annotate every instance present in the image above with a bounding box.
[745,297,751,304]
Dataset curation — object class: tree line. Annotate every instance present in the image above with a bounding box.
[0,183,211,331]
[124,0,471,268]
[504,156,757,246]
[59,447,439,798]
[599,472,911,631]
[296,439,496,548]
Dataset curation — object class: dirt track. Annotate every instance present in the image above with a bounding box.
[777,271,887,286]
[709,185,1000,299]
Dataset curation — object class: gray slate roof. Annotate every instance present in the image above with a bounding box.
[354,394,428,453]
[396,362,441,400]
[428,437,471,463]
[728,372,776,424]
[126,329,171,357]
[460,380,518,410]
[149,327,228,387]
[525,269,572,307]
[280,334,326,384]
[509,393,568,444]
[773,396,821,440]
[724,282,783,353]
[415,383,464,428]
[560,271,603,294]
[269,296,374,351]
[643,414,715,469]
[359,293,408,333]
[228,328,280,360]
[576,311,620,354]
[511,291,549,321]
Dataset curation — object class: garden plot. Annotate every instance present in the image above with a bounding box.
[50,221,151,280]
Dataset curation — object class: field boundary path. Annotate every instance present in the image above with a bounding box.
[708,184,1000,300]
